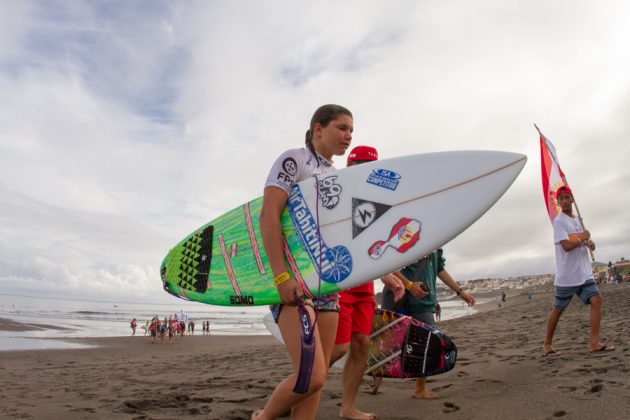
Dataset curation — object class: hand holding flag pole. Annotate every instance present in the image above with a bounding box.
[535,124,595,261]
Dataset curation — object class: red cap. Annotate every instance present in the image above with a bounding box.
[556,186,572,199]
[347,145,378,163]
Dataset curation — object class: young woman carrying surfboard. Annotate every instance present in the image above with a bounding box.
[253,104,353,420]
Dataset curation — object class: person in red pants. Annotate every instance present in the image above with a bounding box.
[328,145,418,419]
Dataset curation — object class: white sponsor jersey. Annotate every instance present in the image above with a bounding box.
[264,147,338,302]
[264,148,334,195]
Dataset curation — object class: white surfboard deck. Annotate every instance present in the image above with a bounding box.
[290,150,526,294]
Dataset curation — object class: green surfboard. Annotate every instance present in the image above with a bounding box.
[160,196,338,306]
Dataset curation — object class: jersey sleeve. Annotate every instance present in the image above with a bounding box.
[264,149,302,195]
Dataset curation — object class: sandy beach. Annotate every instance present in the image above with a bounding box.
[1,283,628,420]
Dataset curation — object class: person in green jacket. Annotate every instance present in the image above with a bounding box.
[377,248,476,398]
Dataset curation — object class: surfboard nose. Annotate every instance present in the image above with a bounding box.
[497,151,527,181]
[505,151,527,167]
[465,150,527,186]
[476,150,527,167]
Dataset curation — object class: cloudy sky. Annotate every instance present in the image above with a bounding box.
[1,1,628,304]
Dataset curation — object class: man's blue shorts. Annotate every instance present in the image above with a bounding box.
[554,279,599,311]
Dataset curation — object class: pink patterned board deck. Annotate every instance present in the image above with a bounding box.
[365,309,457,378]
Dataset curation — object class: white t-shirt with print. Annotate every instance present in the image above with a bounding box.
[553,212,593,287]
[264,147,335,194]
[264,147,338,302]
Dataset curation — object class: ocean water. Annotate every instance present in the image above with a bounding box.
[0,293,486,351]
[0,293,269,350]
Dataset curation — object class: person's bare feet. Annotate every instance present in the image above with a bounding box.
[589,343,615,353]
[412,389,442,399]
[370,377,382,394]
[339,408,378,419]
[542,344,561,356]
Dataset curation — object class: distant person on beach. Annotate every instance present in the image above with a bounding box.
[160,318,167,343]
[435,302,441,322]
[376,249,476,398]
[149,317,158,344]
[497,290,506,307]
[327,145,415,420]
[543,186,614,356]
[168,318,175,344]
[253,105,353,420]
[130,318,137,336]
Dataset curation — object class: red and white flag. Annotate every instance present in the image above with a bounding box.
[538,126,567,224]
[537,125,594,261]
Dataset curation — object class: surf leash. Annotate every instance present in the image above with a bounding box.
[293,292,316,393]
[293,173,325,394]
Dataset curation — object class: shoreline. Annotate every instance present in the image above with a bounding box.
[0,282,549,340]
[0,290,525,348]
[1,283,627,419]
[0,284,557,351]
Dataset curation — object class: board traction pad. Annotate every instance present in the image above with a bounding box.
[171,225,214,294]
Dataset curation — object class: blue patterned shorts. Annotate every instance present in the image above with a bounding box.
[270,294,339,323]
[554,279,599,310]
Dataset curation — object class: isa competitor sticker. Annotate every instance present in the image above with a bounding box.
[287,184,353,283]
[367,169,401,191]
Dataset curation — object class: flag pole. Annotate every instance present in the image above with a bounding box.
[535,124,595,261]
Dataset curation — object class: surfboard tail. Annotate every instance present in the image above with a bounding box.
[161,225,214,300]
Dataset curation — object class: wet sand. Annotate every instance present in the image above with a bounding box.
[0,317,71,331]
[1,283,628,419]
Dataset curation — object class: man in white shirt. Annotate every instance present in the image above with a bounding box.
[543,186,615,355]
